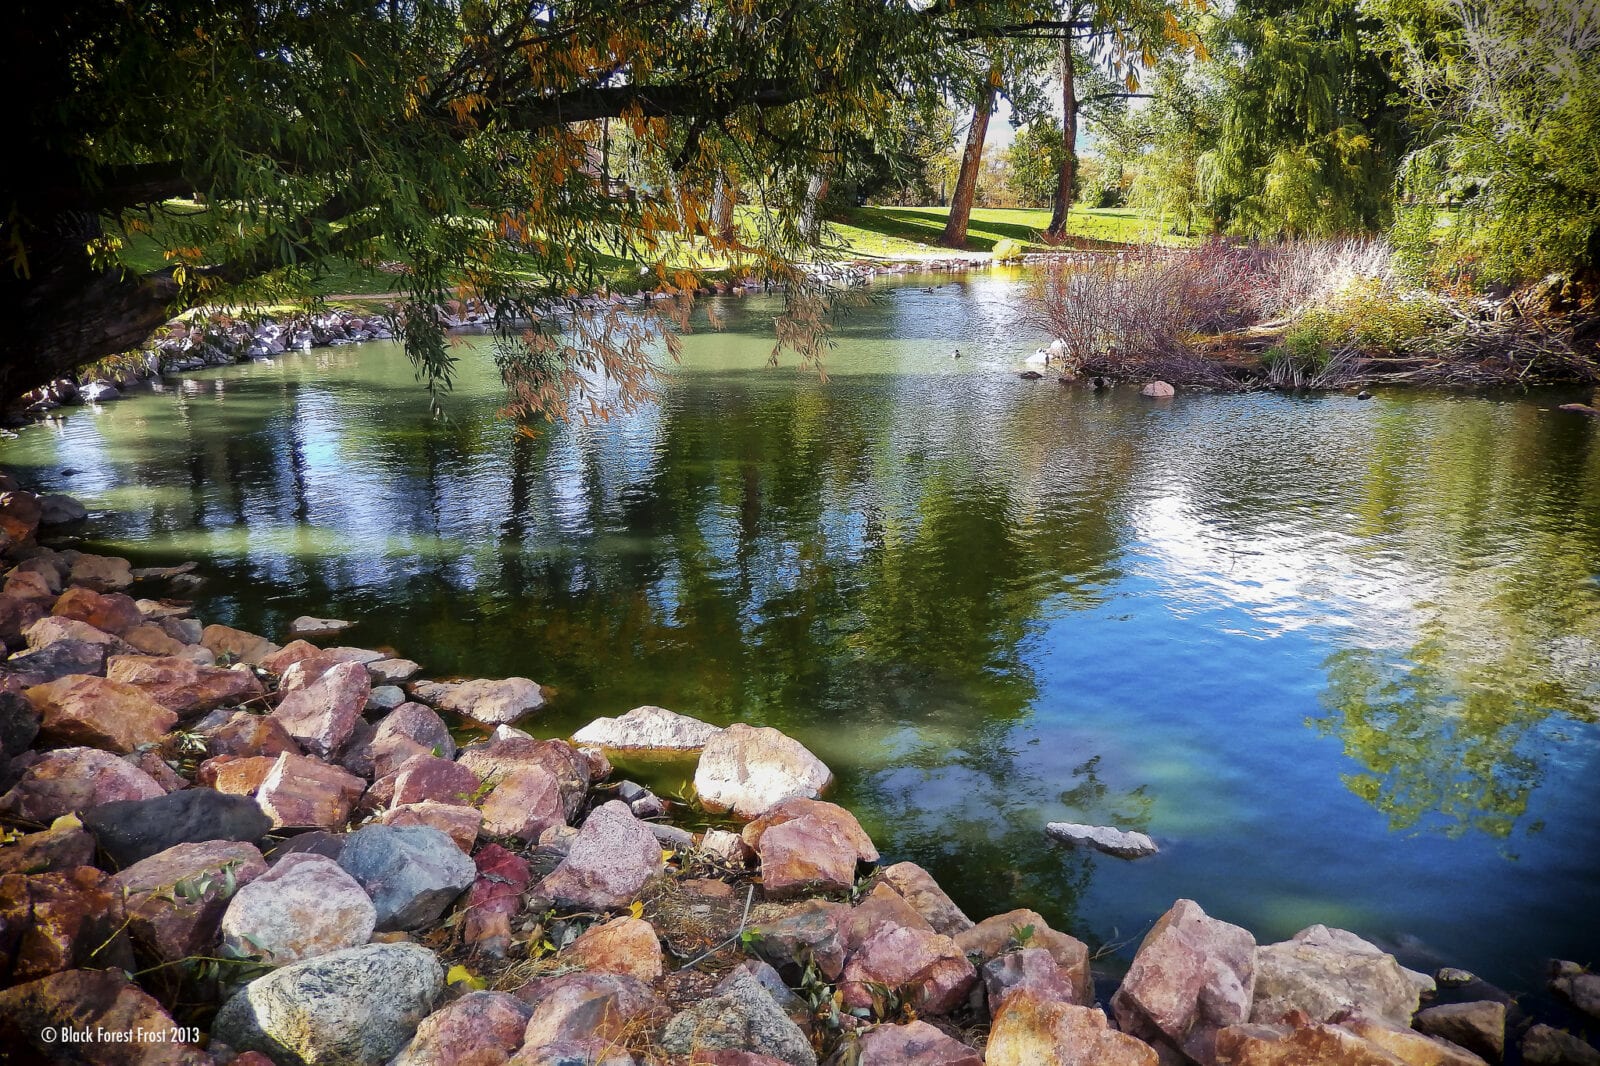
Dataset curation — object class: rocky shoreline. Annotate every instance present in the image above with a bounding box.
[0,478,1597,1066]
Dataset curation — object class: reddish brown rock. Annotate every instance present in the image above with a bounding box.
[840,924,977,1017]
[220,852,377,966]
[24,616,125,651]
[201,623,282,665]
[6,567,59,606]
[518,971,663,1048]
[260,638,321,676]
[0,491,42,544]
[270,660,370,758]
[0,594,46,646]
[391,753,481,807]
[255,752,365,828]
[0,967,210,1064]
[120,622,208,661]
[854,1020,982,1065]
[112,840,267,962]
[743,798,878,859]
[1251,926,1422,1030]
[393,990,532,1066]
[457,735,589,822]
[534,801,664,911]
[1342,1016,1488,1066]
[123,749,186,791]
[0,746,165,820]
[52,585,142,633]
[279,650,355,692]
[1112,899,1257,1064]
[1214,1021,1408,1066]
[562,916,663,981]
[0,820,97,876]
[983,947,1080,1012]
[748,898,850,982]
[374,702,456,760]
[199,754,279,795]
[0,867,134,980]
[26,674,178,753]
[752,815,861,900]
[879,862,973,936]
[480,763,567,842]
[988,993,1160,1066]
[462,844,532,957]
[382,801,482,853]
[198,709,301,759]
[68,553,135,592]
[431,676,546,725]
[107,654,264,716]
[953,909,1092,1006]
[843,883,933,952]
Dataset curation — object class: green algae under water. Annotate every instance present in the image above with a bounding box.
[6,273,1600,989]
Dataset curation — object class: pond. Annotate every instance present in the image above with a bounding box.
[6,272,1600,991]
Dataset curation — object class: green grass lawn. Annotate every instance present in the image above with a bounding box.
[115,200,1186,309]
[826,204,1195,257]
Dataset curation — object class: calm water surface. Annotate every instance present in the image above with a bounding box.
[6,273,1599,988]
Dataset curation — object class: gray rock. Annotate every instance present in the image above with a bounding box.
[367,685,406,711]
[1438,968,1478,986]
[0,689,40,758]
[1552,966,1600,1021]
[571,704,722,752]
[694,722,832,819]
[534,800,664,911]
[1045,821,1158,858]
[287,616,354,639]
[221,852,377,966]
[213,942,443,1065]
[368,657,421,685]
[336,824,475,931]
[1251,925,1421,1029]
[661,968,818,1066]
[81,381,122,402]
[84,788,272,867]
[36,494,88,526]
[1522,1024,1600,1066]
[1415,1001,1506,1063]
[3,639,110,686]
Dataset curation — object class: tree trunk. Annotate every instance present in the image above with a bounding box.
[942,67,1001,248]
[714,174,737,242]
[799,168,830,243]
[1046,41,1079,240]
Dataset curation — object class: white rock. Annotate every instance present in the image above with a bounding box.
[571,705,722,752]
[694,723,832,820]
[1045,822,1158,859]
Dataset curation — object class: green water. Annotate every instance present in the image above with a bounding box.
[6,273,1600,989]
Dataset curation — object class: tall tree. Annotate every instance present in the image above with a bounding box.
[943,66,1004,247]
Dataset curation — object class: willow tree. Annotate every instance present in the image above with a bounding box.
[1199,0,1410,237]
[0,0,1040,410]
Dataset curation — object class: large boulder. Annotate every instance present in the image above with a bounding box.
[202,623,282,666]
[462,844,532,958]
[392,990,532,1066]
[878,862,972,937]
[84,788,273,867]
[694,723,833,819]
[213,942,444,1065]
[988,993,1158,1066]
[271,659,370,758]
[0,747,164,822]
[746,898,850,982]
[106,654,263,716]
[420,676,545,725]
[839,924,977,1017]
[660,968,817,1066]
[0,968,210,1065]
[0,867,134,980]
[221,852,377,966]
[852,1020,982,1065]
[255,752,365,828]
[562,916,663,981]
[571,704,722,752]
[742,798,877,899]
[518,970,662,1049]
[1111,899,1256,1064]
[534,800,664,911]
[953,909,1092,1006]
[1415,1002,1506,1063]
[26,673,178,753]
[2,639,112,686]
[336,824,475,931]
[480,762,568,842]
[51,586,143,633]
[457,734,589,822]
[1215,1017,1486,1066]
[111,840,267,962]
[1250,925,1423,1029]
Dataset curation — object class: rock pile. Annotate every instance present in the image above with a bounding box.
[0,475,1595,1066]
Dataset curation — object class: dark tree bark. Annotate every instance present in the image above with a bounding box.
[1047,41,1079,240]
[942,67,1001,248]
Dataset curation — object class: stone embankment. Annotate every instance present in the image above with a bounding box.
[0,477,1597,1065]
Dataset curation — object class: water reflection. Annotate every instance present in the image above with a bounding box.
[5,275,1599,987]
